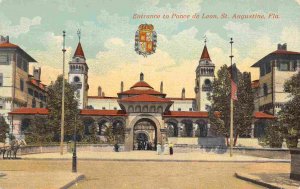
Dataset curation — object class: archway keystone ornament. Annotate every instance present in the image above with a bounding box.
[135,24,157,57]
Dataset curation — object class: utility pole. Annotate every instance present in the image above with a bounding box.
[229,38,234,157]
[60,31,66,155]
[72,113,77,172]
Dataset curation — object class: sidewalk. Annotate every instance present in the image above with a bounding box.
[21,151,290,162]
[0,171,84,189]
[235,172,300,189]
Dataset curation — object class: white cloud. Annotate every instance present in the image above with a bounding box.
[0,16,41,38]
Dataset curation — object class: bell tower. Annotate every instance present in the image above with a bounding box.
[68,30,89,109]
[194,40,215,111]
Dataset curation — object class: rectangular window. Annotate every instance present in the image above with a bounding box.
[279,61,289,71]
[265,62,271,74]
[22,60,28,72]
[114,107,117,110]
[0,100,4,109]
[102,107,106,110]
[28,88,33,96]
[20,79,24,91]
[178,108,181,111]
[17,55,22,69]
[189,108,192,111]
[0,55,9,65]
[0,73,3,86]
[260,64,265,76]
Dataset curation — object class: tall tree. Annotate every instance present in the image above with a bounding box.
[209,65,254,146]
[0,116,9,143]
[234,72,255,143]
[25,115,52,145]
[277,71,300,147]
[47,75,82,142]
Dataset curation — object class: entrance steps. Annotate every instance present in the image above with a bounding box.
[168,137,263,148]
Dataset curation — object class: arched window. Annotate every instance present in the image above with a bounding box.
[204,79,211,86]
[128,106,134,112]
[142,106,148,112]
[157,106,163,113]
[263,83,268,96]
[135,105,141,112]
[74,76,80,82]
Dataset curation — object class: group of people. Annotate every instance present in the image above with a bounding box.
[156,142,174,155]
[135,140,154,150]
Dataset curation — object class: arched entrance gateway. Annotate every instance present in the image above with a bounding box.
[133,118,157,150]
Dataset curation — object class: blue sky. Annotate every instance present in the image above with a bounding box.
[0,0,299,97]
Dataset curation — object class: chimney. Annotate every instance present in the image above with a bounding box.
[121,81,124,92]
[33,67,41,81]
[160,81,163,93]
[181,88,185,99]
[98,86,102,97]
[140,72,144,81]
[102,92,105,97]
[0,36,9,44]
[277,43,287,51]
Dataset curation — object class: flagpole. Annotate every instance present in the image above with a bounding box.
[229,38,234,157]
[60,31,66,155]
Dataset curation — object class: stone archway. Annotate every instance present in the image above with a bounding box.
[125,114,163,151]
[133,118,157,151]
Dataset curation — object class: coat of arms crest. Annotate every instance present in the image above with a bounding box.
[135,24,157,57]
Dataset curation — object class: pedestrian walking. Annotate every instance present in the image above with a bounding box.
[169,142,174,155]
[157,143,162,155]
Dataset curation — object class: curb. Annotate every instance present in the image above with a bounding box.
[59,174,85,189]
[235,172,284,189]
[22,157,291,163]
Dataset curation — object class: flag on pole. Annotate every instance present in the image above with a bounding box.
[228,63,238,101]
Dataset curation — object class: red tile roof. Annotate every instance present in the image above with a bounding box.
[251,80,259,89]
[271,50,300,55]
[74,42,85,58]
[0,42,19,48]
[254,112,275,119]
[9,108,48,115]
[0,42,37,62]
[164,111,208,118]
[28,79,46,91]
[119,94,172,103]
[166,97,195,101]
[130,81,153,89]
[80,109,126,116]
[200,45,211,61]
[88,96,118,99]
[119,89,163,95]
[252,49,300,67]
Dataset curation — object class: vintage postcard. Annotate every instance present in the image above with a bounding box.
[0,0,300,188]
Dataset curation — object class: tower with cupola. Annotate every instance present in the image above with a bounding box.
[194,40,215,111]
[68,30,89,109]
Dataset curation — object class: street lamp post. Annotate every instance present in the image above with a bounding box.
[60,31,66,155]
[229,38,234,157]
[72,113,77,173]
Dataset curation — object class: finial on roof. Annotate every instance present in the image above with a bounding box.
[77,29,81,43]
[204,35,207,46]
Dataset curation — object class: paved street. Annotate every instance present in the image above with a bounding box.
[0,156,292,189]
[21,151,288,162]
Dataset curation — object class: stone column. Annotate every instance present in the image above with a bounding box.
[178,122,183,137]
[124,128,132,151]
[192,123,197,137]
[160,128,167,145]
[251,123,255,138]
[290,148,300,181]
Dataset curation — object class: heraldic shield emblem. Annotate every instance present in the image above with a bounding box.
[135,24,157,57]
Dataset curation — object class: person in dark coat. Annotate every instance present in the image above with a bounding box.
[169,142,174,155]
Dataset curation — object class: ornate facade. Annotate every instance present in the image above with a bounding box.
[7,39,275,150]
